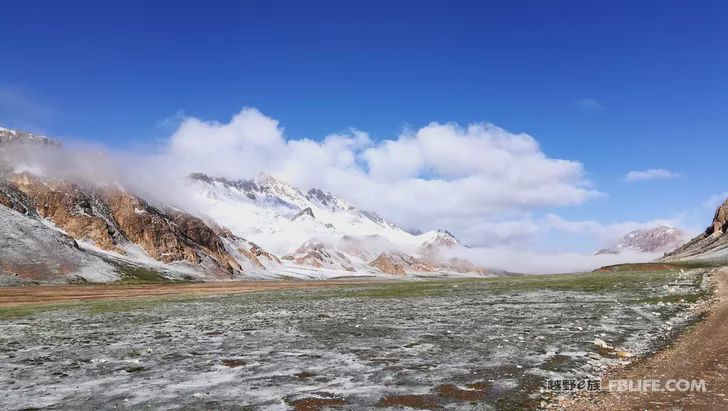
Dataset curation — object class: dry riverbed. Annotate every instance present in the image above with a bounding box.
[0,267,714,410]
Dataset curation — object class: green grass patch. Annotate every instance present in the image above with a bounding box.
[670,259,728,269]
[0,294,204,319]
[478,270,679,294]
[0,304,59,320]
[110,261,174,284]
[83,298,163,314]
[593,262,680,272]
[256,270,693,301]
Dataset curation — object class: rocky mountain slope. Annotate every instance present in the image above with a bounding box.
[0,205,117,284]
[662,199,728,261]
[595,225,687,255]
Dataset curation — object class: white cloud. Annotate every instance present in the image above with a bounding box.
[575,98,603,110]
[447,212,686,251]
[625,168,680,182]
[151,107,601,244]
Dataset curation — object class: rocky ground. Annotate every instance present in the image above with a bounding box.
[565,267,728,410]
[0,267,712,410]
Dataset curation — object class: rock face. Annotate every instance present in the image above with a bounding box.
[662,199,728,261]
[596,225,687,255]
[283,241,355,272]
[367,250,487,276]
[441,257,488,275]
[292,207,315,221]
[369,253,406,276]
[708,199,728,236]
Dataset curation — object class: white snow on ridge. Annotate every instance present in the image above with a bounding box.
[183,173,441,256]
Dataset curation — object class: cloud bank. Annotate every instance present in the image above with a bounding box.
[151,107,601,246]
[454,247,661,274]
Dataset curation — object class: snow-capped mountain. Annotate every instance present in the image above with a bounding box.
[185,172,432,254]
[420,229,459,251]
[595,225,687,255]
[184,173,488,275]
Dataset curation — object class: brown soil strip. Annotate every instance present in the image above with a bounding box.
[291,397,347,411]
[569,267,728,410]
[436,383,487,401]
[0,279,396,308]
[376,394,441,409]
[221,359,246,368]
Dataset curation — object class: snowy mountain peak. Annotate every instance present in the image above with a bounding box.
[421,229,459,248]
[186,172,415,251]
[253,173,310,207]
[306,188,352,212]
[596,225,687,255]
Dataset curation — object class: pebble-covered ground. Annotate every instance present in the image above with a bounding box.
[0,268,710,410]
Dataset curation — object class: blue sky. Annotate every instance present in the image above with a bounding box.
[1,0,727,250]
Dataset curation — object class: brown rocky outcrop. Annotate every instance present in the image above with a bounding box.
[708,198,728,236]
[105,191,241,274]
[369,253,406,275]
[0,180,37,216]
[662,198,728,261]
[9,173,123,251]
[283,241,355,271]
[442,257,488,275]
[368,250,487,276]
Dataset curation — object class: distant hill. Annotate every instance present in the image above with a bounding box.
[595,225,688,255]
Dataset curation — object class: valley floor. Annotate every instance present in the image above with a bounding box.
[0,267,718,410]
